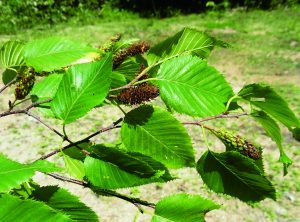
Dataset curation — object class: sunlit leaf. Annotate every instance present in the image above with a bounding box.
[51,54,112,124]
[147,28,216,66]
[121,105,195,168]
[238,83,300,128]
[32,186,98,221]
[0,194,71,222]
[24,37,98,72]
[156,55,233,117]
[0,155,61,193]
[152,193,220,222]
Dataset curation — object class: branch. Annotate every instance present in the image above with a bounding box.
[47,173,87,186]
[0,78,17,94]
[47,173,155,210]
[183,112,249,125]
[25,111,87,153]
[25,111,67,140]
[0,99,52,118]
[38,118,123,160]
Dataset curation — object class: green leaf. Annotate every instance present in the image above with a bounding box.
[147,28,216,66]
[32,186,98,221]
[63,155,85,180]
[152,193,220,222]
[251,110,292,174]
[121,105,195,168]
[2,67,17,84]
[30,73,64,116]
[292,127,300,142]
[89,145,157,178]
[0,155,61,193]
[63,143,90,161]
[23,37,98,72]
[84,156,169,189]
[128,152,173,181]
[51,54,112,124]
[156,55,233,117]
[114,57,140,81]
[110,71,127,88]
[197,150,276,202]
[0,194,71,222]
[31,74,63,100]
[238,83,300,128]
[0,41,25,68]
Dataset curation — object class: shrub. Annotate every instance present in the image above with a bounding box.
[0,28,299,221]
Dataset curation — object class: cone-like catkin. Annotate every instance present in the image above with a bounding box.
[100,34,122,54]
[117,83,159,105]
[212,129,262,160]
[14,69,35,100]
[113,42,150,69]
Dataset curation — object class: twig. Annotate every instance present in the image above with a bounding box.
[0,99,52,118]
[0,78,17,94]
[25,111,67,140]
[47,173,87,186]
[39,118,123,160]
[46,173,155,209]
[109,66,150,92]
[25,111,91,153]
[0,98,86,152]
[183,112,249,125]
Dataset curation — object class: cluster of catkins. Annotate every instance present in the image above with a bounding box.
[117,81,159,105]
[113,42,150,69]
[110,40,159,105]
[212,129,262,160]
[14,68,36,100]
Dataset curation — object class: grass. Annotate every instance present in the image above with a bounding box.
[0,6,300,222]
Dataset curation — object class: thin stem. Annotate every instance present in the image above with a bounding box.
[38,118,123,160]
[25,111,66,140]
[132,210,141,222]
[46,173,155,209]
[62,124,68,140]
[112,100,127,115]
[0,78,17,94]
[183,112,248,125]
[8,98,17,111]
[201,126,211,150]
[13,98,32,108]
[133,77,158,86]
[109,66,151,92]
[225,95,240,111]
[25,111,90,153]
[0,99,52,118]
[47,173,87,186]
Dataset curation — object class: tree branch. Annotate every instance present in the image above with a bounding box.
[47,173,155,210]
[0,78,17,94]
[38,118,123,160]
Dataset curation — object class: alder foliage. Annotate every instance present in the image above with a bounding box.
[0,28,299,221]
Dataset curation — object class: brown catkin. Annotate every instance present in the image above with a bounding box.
[113,42,150,69]
[117,83,159,105]
[14,68,36,100]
